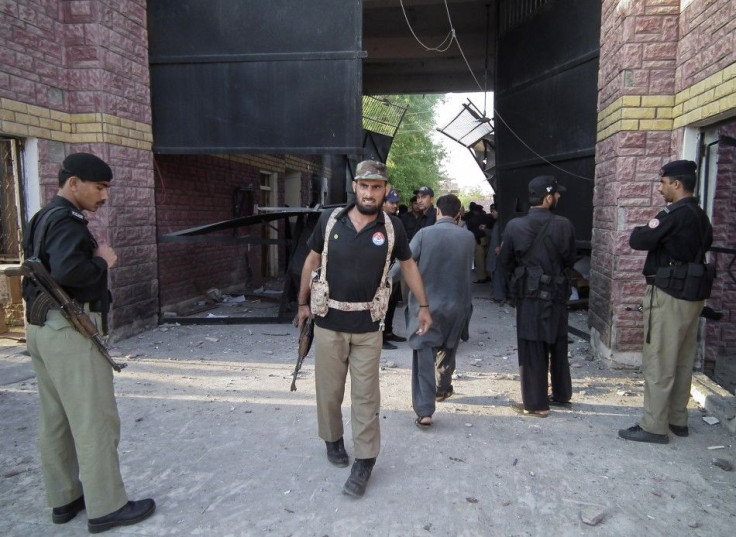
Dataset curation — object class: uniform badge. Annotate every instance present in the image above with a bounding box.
[70,210,85,221]
[648,218,660,229]
[372,232,386,246]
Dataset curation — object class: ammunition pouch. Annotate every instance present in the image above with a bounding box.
[368,279,392,323]
[310,275,330,317]
[655,262,716,301]
[510,265,569,302]
[525,266,545,296]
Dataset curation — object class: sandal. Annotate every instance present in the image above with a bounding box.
[414,416,432,428]
[511,403,549,418]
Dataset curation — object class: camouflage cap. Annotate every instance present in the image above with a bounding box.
[354,160,389,181]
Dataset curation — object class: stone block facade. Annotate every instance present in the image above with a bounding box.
[0,0,156,339]
[593,0,736,370]
[0,1,330,337]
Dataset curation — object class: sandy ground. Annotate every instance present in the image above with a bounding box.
[0,285,734,537]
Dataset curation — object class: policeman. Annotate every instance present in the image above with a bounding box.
[413,186,437,231]
[499,175,576,417]
[619,159,713,444]
[23,153,155,532]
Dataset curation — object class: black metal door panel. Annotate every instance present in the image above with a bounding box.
[495,0,600,247]
[148,0,364,154]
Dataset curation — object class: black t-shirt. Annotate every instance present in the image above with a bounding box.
[307,205,412,333]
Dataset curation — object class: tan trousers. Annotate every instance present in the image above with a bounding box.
[474,236,489,281]
[640,286,704,435]
[27,310,128,518]
[314,325,382,459]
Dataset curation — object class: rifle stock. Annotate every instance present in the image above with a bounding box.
[5,258,125,372]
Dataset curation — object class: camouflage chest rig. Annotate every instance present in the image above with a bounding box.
[310,208,395,329]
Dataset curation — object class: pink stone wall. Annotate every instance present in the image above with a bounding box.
[595,0,736,373]
[593,0,680,354]
[705,121,736,377]
[1,1,156,337]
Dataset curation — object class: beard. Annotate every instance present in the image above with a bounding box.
[355,197,384,215]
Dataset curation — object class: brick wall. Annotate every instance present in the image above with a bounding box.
[592,0,680,364]
[0,1,156,338]
[705,121,736,378]
[594,0,736,369]
[155,154,324,310]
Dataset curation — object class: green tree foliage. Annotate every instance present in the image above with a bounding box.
[375,94,446,204]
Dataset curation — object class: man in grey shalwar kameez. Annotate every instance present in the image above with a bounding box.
[401,194,475,427]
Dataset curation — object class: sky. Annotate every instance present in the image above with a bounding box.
[433,92,494,195]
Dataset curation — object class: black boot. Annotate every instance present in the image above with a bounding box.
[87,499,156,534]
[325,438,349,467]
[52,495,85,524]
[343,458,376,498]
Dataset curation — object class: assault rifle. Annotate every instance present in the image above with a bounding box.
[4,257,126,372]
[290,316,313,391]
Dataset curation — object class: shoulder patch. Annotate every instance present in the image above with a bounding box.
[648,218,660,229]
[69,209,85,221]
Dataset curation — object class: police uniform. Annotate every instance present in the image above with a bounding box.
[22,161,128,520]
[629,189,712,436]
[499,202,576,412]
[307,204,411,459]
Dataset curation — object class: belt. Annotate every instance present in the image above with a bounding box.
[327,298,371,311]
[645,275,655,285]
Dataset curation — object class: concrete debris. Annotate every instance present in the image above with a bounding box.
[204,337,219,343]
[702,416,720,425]
[712,458,733,471]
[688,521,700,529]
[466,497,478,504]
[206,288,223,302]
[580,508,605,526]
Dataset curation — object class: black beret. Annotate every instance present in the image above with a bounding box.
[659,159,696,177]
[61,153,113,182]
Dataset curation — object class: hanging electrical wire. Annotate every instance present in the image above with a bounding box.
[399,0,455,52]
[398,0,594,182]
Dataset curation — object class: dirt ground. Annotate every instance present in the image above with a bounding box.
[0,285,734,536]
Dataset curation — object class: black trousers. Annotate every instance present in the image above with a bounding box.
[517,337,572,411]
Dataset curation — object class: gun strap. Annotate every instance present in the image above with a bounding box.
[31,206,66,259]
[520,220,551,266]
[24,207,66,324]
